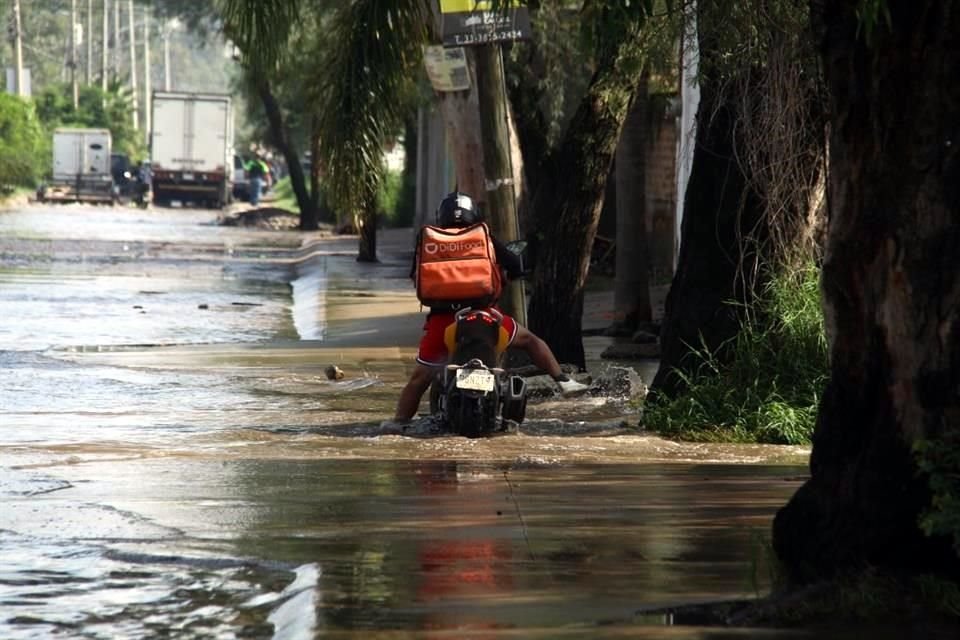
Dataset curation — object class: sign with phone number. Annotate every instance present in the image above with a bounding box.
[439,0,531,47]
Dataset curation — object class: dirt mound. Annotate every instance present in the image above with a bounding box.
[219,207,303,230]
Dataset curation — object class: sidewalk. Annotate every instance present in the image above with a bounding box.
[316,228,662,382]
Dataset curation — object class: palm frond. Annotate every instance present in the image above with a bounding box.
[312,0,429,215]
[216,0,303,68]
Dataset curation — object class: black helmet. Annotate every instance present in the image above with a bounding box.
[436,191,480,227]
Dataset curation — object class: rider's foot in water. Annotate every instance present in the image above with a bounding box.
[555,374,589,398]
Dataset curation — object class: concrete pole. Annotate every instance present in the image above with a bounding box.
[12,0,24,97]
[127,0,138,129]
[676,1,700,269]
[162,25,170,90]
[475,44,525,325]
[113,0,120,80]
[101,0,108,91]
[70,0,79,108]
[86,0,92,84]
[143,9,151,146]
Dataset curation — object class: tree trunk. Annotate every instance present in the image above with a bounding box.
[356,198,377,263]
[613,73,653,331]
[649,65,764,397]
[773,0,960,584]
[308,118,333,224]
[527,56,645,369]
[254,76,318,230]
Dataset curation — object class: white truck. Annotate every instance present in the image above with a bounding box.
[39,127,115,204]
[150,91,234,208]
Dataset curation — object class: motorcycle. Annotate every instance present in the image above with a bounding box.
[430,306,528,438]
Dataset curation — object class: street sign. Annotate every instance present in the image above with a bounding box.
[423,45,471,92]
[440,0,531,47]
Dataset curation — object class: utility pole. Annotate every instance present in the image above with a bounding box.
[162,22,171,90]
[113,0,120,80]
[143,9,151,146]
[475,44,525,325]
[101,0,108,91]
[128,0,138,129]
[86,0,92,84]
[70,0,78,108]
[12,0,24,97]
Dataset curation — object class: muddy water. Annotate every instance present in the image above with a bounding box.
[1,203,813,639]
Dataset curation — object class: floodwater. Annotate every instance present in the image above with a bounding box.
[1,203,814,639]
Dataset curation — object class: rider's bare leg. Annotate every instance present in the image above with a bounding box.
[394,363,436,421]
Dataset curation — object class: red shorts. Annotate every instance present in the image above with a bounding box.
[416,309,518,366]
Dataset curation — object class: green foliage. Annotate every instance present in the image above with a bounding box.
[643,265,828,444]
[311,0,427,219]
[376,166,415,228]
[267,176,299,214]
[0,94,47,191]
[856,0,893,43]
[216,0,302,71]
[33,83,145,162]
[915,433,960,557]
[377,169,402,225]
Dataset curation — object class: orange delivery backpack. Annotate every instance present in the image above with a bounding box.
[414,222,503,310]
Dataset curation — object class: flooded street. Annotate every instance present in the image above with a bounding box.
[1,203,813,639]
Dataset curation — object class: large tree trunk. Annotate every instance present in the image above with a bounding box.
[649,63,764,397]
[527,54,646,369]
[254,76,318,230]
[773,0,960,583]
[650,0,824,399]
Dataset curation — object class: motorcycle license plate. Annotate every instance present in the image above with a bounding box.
[455,368,495,392]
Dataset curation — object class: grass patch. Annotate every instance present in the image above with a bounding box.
[266,176,299,214]
[643,265,828,444]
[916,431,960,558]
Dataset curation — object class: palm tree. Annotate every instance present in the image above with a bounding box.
[219,0,425,261]
[218,0,654,363]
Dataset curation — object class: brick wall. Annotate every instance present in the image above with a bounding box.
[646,97,678,287]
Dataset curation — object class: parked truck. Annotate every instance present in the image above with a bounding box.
[150,91,234,208]
[38,128,115,204]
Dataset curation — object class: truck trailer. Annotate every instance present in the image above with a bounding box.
[39,128,115,204]
[150,91,234,208]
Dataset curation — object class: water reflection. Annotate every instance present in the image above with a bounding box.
[0,203,819,638]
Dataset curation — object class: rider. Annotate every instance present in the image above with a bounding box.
[393,191,589,422]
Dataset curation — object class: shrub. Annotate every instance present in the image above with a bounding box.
[34,82,145,163]
[0,94,47,191]
[375,164,416,228]
[916,433,960,557]
[643,265,828,444]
